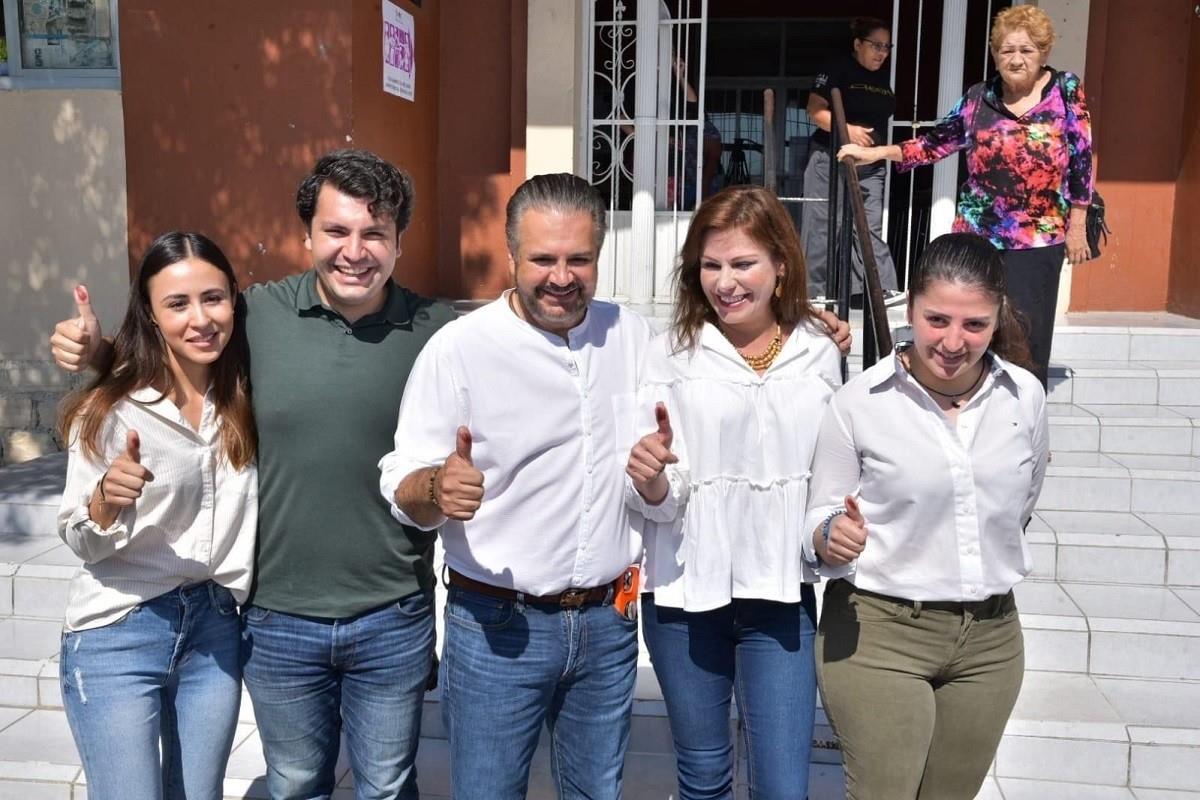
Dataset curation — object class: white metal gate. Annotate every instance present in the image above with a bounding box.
[583,0,708,306]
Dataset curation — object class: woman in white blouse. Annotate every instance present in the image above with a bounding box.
[626,185,842,799]
[56,232,257,800]
[806,232,1047,799]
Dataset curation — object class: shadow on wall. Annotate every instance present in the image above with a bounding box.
[0,92,130,361]
[120,5,354,294]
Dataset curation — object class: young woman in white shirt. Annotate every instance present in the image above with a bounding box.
[56,231,257,800]
[805,232,1048,799]
[625,185,842,799]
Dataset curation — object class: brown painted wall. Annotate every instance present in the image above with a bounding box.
[350,1,441,296]
[436,0,527,299]
[1167,14,1200,317]
[120,1,440,291]
[1072,0,1192,311]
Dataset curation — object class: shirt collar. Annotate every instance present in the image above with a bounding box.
[500,288,595,344]
[293,270,413,327]
[698,320,812,373]
[985,66,1059,107]
[127,385,218,438]
[874,344,1019,394]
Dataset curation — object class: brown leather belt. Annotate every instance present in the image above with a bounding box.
[447,568,610,609]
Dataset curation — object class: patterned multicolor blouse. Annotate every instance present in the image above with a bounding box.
[898,69,1093,251]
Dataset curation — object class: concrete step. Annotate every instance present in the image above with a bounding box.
[1039,452,1200,517]
[0,454,66,536]
[1015,579,1200,679]
[1046,360,1200,407]
[2,671,1197,798]
[1025,510,1199,589]
[1051,320,1200,363]
[1050,403,1200,456]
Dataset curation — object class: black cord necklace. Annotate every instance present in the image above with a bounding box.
[902,353,987,408]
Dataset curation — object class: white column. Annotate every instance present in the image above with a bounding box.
[628,0,660,304]
[930,0,968,239]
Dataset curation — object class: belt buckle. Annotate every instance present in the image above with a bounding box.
[559,589,588,609]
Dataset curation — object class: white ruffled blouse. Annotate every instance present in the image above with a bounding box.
[625,320,841,612]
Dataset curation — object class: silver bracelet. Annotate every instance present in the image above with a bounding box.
[821,507,847,545]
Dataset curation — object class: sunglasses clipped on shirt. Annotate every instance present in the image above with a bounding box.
[858,38,894,53]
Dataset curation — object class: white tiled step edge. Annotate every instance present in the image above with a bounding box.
[1015,579,1200,680]
[1046,360,1200,406]
[1049,403,1200,456]
[1024,510,1199,588]
[3,671,1199,799]
[1038,452,1200,517]
[1051,324,1200,363]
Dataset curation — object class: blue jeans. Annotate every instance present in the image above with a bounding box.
[60,582,241,800]
[240,591,435,800]
[641,589,818,800]
[441,585,639,799]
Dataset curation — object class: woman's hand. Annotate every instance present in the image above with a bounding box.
[89,430,154,529]
[837,143,879,165]
[815,495,868,566]
[1066,205,1091,264]
[627,403,676,505]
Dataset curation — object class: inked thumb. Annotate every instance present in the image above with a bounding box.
[455,426,473,463]
[844,495,863,523]
[654,402,673,443]
[126,430,141,464]
[74,285,96,324]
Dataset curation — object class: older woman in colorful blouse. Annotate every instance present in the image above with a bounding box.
[837,5,1093,388]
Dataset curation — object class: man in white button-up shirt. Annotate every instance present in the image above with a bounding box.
[379,173,651,799]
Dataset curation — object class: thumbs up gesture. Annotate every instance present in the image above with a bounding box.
[626,402,678,504]
[98,430,155,508]
[50,285,103,373]
[818,495,869,566]
[436,426,485,521]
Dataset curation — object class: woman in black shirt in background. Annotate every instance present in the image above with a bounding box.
[802,17,903,305]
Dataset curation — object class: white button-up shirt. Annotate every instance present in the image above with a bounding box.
[803,349,1048,601]
[626,321,841,611]
[58,387,258,631]
[378,294,653,596]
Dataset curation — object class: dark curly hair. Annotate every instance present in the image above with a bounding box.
[295,149,415,237]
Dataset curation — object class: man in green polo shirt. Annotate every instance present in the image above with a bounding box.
[50,149,455,800]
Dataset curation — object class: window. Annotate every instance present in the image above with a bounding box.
[1,0,120,89]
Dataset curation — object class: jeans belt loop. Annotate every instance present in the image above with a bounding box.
[912,600,923,619]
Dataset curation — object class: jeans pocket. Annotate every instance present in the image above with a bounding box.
[210,584,237,616]
[395,590,435,620]
[241,605,272,624]
[445,588,515,631]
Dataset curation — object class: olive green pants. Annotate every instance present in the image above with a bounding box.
[816,580,1024,800]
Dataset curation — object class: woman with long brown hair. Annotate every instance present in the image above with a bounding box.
[56,231,257,800]
[807,232,1046,799]
[625,185,842,798]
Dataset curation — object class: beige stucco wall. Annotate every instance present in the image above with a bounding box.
[0,90,129,360]
[525,0,578,177]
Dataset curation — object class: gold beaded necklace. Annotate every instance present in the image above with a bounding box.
[730,323,783,371]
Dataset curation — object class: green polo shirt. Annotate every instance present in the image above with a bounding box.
[242,270,456,618]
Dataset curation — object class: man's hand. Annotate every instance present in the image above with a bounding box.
[814,308,852,356]
[626,403,677,504]
[436,426,485,521]
[847,124,875,148]
[51,286,103,373]
[815,495,868,567]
